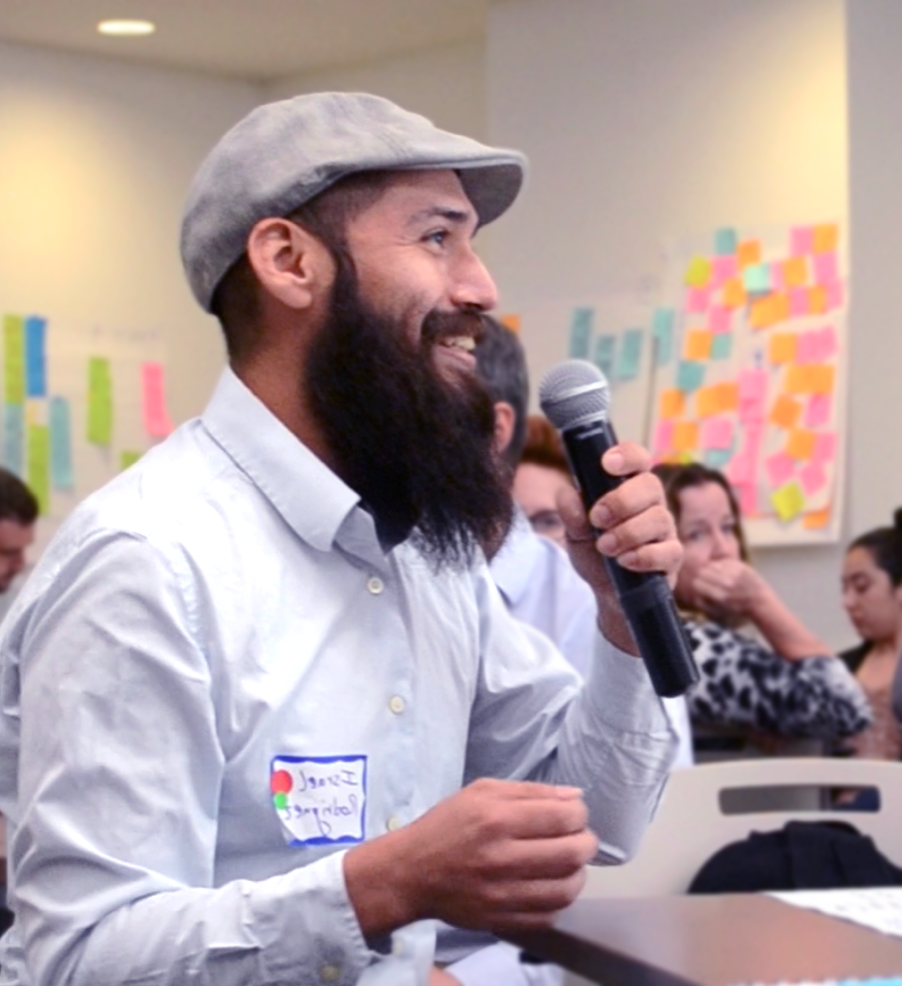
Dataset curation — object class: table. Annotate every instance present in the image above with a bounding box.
[506,894,902,985]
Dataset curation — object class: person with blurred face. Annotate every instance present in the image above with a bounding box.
[512,415,574,548]
[0,468,37,594]
[656,462,870,743]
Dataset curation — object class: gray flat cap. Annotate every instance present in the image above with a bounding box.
[181,91,527,311]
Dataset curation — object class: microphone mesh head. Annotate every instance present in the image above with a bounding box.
[539,360,611,430]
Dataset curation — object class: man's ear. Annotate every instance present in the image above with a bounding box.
[245,218,335,310]
[493,401,516,456]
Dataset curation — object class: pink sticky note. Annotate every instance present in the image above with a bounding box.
[744,423,764,459]
[739,482,757,517]
[653,419,675,452]
[141,362,174,438]
[816,325,838,361]
[805,393,832,428]
[799,460,827,496]
[813,252,839,285]
[710,305,731,334]
[770,262,786,292]
[791,226,813,256]
[813,431,837,464]
[686,287,711,314]
[711,255,738,286]
[826,280,844,310]
[795,331,819,364]
[739,397,765,423]
[738,368,768,404]
[789,287,809,317]
[727,453,752,486]
[701,417,734,450]
[765,451,795,488]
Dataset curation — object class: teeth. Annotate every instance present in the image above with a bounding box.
[441,335,475,352]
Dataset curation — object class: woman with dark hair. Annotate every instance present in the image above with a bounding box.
[838,511,902,761]
[654,462,870,741]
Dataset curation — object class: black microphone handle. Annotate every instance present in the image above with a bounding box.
[560,419,700,698]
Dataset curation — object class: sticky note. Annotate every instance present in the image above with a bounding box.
[790,226,813,256]
[765,451,795,488]
[141,362,175,437]
[26,424,50,515]
[743,263,771,294]
[709,306,731,334]
[770,262,785,292]
[803,506,831,529]
[701,417,733,450]
[711,334,733,360]
[786,428,817,460]
[499,314,520,333]
[673,420,699,452]
[799,460,827,496]
[805,392,832,428]
[771,293,790,323]
[569,307,593,359]
[785,364,816,394]
[722,279,746,309]
[771,480,805,522]
[826,280,844,309]
[815,325,838,361]
[714,228,737,256]
[813,252,839,285]
[593,334,616,379]
[738,482,757,516]
[87,356,113,446]
[652,308,675,366]
[770,393,803,429]
[704,448,733,469]
[718,382,739,411]
[739,396,765,423]
[686,287,710,314]
[3,315,25,406]
[695,385,722,418]
[24,316,47,399]
[812,223,839,254]
[739,368,768,404]
[711,255,738,285]
[49,396,73,490]
[768,333,797,364]
[659,388,685,420]
[727,452,754,486]
[2,403,24,477]
[810,364,835,395]
[676,360,705,393]
[120,450,142,471]
[684,329,712,361]
[737,240,762,268]
[685,256,711,288]
[653,419,675,452]
[808,285,828,314]
[813,431,837,463]
[749,296,773,329]
[795,331,818,364]
[789,287,809,317]
[782,256,808,288]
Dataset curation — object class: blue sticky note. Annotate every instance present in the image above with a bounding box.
[711,333,733,360]
[2,403,24,478]
[593,334,616,380]
[676,360,705,393]
[704,448,733,469]
[569,307,594,359]
[615,328,644,380]
[714,228,737,256]
[25,316,47,398]
[742,263,771,293]
[49,396,74,490]
[652,308,675,366]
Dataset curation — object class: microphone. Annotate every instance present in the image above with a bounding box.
[539,359,699,697]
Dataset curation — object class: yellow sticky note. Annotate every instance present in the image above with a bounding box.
[812,223,839,254]
[786,427,817,460]
[684,329,712,361]
[770,393,802,429]
[695,385,721,418]
[685,256,711,288]
[782,256,808,288]
[673,420,699,452]
[803,506,831,530]
[771,480,805,522]
[499,314,521,333]
[737,240,762,268]
[716,381,739,412]
[768,333,797,364]
[809,284,828,314]
[722,278,746,309]
[810,364,835,395]
[659,388,685,420]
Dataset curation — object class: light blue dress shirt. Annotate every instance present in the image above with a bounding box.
[0,368,674,986]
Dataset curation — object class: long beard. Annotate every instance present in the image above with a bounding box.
[305,262,512,569]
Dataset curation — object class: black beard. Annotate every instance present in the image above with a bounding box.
[305,261,512,569]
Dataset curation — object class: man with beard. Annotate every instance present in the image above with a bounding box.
[0,93,681,986]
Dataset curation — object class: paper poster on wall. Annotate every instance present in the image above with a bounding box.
[648,222,846,546]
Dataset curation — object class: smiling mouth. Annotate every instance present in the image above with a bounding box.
[438,335,476,353]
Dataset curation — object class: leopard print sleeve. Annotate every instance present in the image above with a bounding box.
[684,618,872,739]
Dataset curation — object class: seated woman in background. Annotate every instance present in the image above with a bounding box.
[512,414,574,548]
[654,462,871,742]
[838,512,902,761]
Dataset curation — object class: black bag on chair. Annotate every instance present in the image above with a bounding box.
[688,820,902,894]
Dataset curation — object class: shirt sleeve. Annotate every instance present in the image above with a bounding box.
[464,570,676,865]
[11,532,377,986]
[685,619,873,739]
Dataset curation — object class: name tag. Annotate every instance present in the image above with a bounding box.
[270,755,367,846]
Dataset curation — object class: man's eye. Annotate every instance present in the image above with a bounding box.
[425,230,448,246]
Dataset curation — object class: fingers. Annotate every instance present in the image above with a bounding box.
[469,777,584,802]
[487,870,588,931]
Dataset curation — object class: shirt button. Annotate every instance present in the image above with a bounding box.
[366,576,384,595]
[389,695,405,715]
[319,964,341,983]
[387,815,401,831]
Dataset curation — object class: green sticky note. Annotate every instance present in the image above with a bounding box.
[569,307,593,359]
[771,480,805,522]
[615,328,644,380]
[3,315,25,406]
[742,263,771,294]
[652,308,675,366]
[120,449,142,471]
[676,360,706,393]
[685,256,711,288]
[592,334,616,380]
[715,228,738,256]
[711,334,733,360]
[87,356,113,445]
[26,424,50,516]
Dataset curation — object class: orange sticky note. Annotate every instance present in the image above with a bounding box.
[809,284,828,314]
[768,333,797,364]
[785,364,816,394]
[770,393,802,429]
[771,292,790,323]
[786,427,817,460]
[750,296,773,329]
[812,224,839,254]
[659,388,685,420]
[499,313,521,333]
[672,420,699,452]
[716,381,739,412]
[782,256,808,288]
[695,385,721,418]
[684,329,712,361]
[803,506,831,530]
[810,364,836,395]
[737,240,762,268]
[722,278,747,309]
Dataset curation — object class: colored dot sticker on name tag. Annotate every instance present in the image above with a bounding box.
[271,755,367,847]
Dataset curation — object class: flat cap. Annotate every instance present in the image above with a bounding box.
[181,91,527,311]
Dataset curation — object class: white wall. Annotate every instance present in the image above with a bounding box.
[484,0,857,648]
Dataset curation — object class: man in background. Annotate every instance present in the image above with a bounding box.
[0,469,37,595]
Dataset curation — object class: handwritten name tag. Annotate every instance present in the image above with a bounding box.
[270,755,367,846]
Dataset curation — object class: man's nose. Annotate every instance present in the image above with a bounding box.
[450,248,498,312]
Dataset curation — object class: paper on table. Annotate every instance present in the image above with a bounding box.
[768,887,902,941]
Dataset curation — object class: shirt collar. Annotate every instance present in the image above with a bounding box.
[489,505,546,608]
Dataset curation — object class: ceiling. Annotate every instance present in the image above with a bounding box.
[0,0,489,83]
